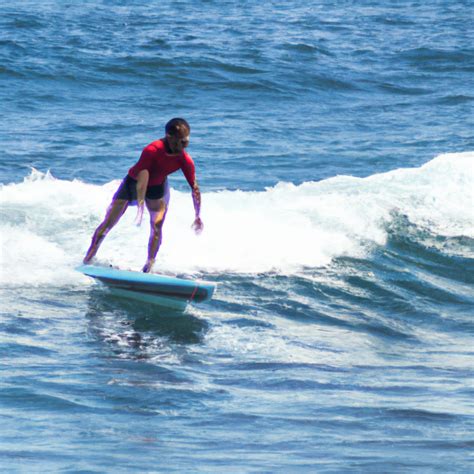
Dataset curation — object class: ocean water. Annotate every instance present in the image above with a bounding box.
[1,0,473,472]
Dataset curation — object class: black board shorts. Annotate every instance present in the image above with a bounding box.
[113,175,168,203]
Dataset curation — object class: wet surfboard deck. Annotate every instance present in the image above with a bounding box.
[77,264,215,310]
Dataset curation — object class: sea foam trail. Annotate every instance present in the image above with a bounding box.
[0,152,473,284]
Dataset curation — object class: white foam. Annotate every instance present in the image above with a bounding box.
[1,152,473,285]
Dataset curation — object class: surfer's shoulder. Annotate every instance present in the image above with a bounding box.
[182,149,194,164]
[142,139,164,156]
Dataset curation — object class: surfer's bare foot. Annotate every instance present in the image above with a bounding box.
[83,244,99,264]
[142,259,155,273]
[83,249,96,264]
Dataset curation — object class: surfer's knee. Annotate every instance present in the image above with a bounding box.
[97,222,107,234]
[95,222,111,240]
[150,208,167,233]
[152,219,164,234]
[103,200,127,227]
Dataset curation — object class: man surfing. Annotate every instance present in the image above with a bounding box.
[83,118,203,273]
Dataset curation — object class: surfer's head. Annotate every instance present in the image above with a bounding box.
[165,118,190,154]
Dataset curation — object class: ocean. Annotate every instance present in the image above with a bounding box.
[1,1,473,472]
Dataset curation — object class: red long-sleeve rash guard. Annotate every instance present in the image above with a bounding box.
[128,139,196,187]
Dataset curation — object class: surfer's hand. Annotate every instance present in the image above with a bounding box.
[134,201,145,227]
[192,217,203,235]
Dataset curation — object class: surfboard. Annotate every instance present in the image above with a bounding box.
[77,264,215,310]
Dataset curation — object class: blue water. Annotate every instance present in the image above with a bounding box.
[1,1,473,472]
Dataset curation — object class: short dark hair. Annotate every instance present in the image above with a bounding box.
[165,118,190,136]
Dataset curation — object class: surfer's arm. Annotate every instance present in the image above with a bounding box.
[191,181,203,234]
[134,170,149,226]
[181,154,203,234]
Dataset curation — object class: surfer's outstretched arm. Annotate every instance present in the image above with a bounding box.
[191,182,203,234]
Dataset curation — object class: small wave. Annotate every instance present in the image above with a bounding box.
[6,14,45,30]
[310,74,359,91]
[0,152,472,281]
[282,42,332,56]
[2,342,55,358]
[1,387,98,413]
[0,39,28,52]
[387,212,474,262]
[398,47,474,72]
[387,408,458,421]
[373,15,416,27]
[435,94,474,105]
[0,64,25,78]
[378,82,431,96]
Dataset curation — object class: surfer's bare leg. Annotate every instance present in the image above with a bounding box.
[142,198,168,273]
[83,199,128,263]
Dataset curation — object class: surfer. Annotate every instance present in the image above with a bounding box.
[83,118,203,273]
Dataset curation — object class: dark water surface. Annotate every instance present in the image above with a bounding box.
[1,1,473,472]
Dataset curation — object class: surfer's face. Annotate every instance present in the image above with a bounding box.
[166,127,190,154]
